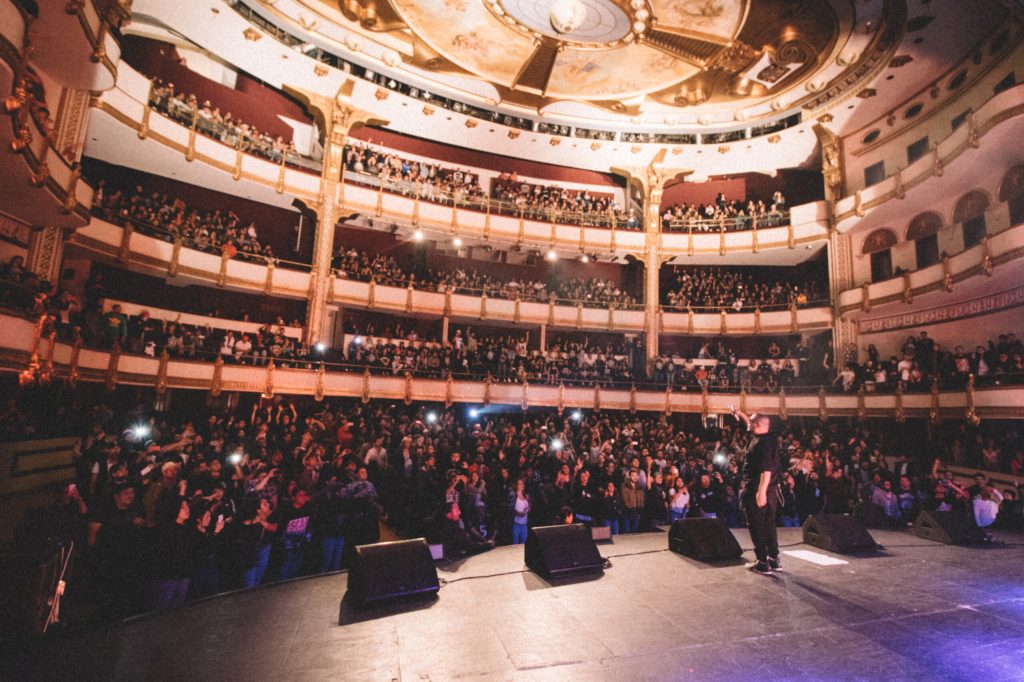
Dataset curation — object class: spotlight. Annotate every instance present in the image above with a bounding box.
[469,408,480,419]
[571,410,582,422]
[714,452,727,465]
[580,255,589,263]
[353,336,364,345]
[425,411,438,424]
[227,452,244,465]
[314,342,327,352]
[550,438,564,451]
[413,229,424,241]
[132,425,150,440]
[453,237,463,247]
[546,250,557,261]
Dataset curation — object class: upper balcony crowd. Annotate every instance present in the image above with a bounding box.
[142,79,791,233]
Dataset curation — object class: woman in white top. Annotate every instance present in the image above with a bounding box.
[669,478,690,522]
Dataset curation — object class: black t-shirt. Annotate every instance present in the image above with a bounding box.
[741,432,780,496]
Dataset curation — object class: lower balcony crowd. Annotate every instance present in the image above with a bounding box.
[6,392,1021,627]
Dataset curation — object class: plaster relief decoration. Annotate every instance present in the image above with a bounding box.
[351,0,852,120]
[859,285,1024,334]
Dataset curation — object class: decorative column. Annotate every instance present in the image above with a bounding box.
[286,83,386,346]
[828,231,859,365]
[613,152,686,377]
[26,225,67,285]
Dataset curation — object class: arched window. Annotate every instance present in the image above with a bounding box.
[954,190,990,248]
[906,212,943,268]
[863,228,897,282]
[999,165,1024,227]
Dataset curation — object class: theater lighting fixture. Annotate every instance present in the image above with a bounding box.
[353,336,364,345]
[453,237,463,247]
[580,255,589,263]
[425,412,438,424]
[315,342,327,352]
[413,229,424,241]
[546,250,558,261]
[571,410,582,422]
[469,408,480,419]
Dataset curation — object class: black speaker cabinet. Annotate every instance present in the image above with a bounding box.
[802,514,878,554]
[668,517,743,562]
[914,510,988,545]
[348,539,439,607]
[525,524,604,578]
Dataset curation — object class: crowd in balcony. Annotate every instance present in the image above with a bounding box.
[79,301,310,367]
[663,267,826,311]
[0,255,53,313]
[490,175,632,228]
[10,391,1021,624]
[148,78,299,165]
[651,342,806,393]
[834,330,1024,393]
[91,183,274,262]
[345,329,643,386]
[342,141,633,229]
[334,247,640,307]
[661,191,788,232]
[343,142,486,206]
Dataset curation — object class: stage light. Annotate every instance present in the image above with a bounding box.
[453,237,463,247]
[227,452,243,465]
[132,425,150,440]
[315,342,327,353]
[353,336,364,345]
[425,411,438,424]
[546,250,557,261]
[413,229,424,241]
[714,453,727,465]
[580,255,589,263]
[550,438,563,451]
[469,408,479,419]
[571,410,582,422]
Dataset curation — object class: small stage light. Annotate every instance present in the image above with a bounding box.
[453,237,463,247]
[571,410,582,422]
[413,229,424,241]
[425,412,438,424]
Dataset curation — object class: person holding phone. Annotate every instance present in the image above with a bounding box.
[730,404,782,575]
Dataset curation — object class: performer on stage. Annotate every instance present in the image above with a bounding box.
[730,406,782,575]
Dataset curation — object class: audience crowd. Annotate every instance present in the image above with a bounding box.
[835,331,1024,393]
[334,247,640,308]
[663,267,825,310]
[91,183,274,262]
[148,78,300,166]
[661,191,789,232]
[345,330,643,386]
[10,393,1021,626]
[344,142,485,207]
[490,175,631,228]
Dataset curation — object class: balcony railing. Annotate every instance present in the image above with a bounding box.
[1,311,1019,418]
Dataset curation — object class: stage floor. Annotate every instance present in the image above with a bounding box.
[16,527,1024,681]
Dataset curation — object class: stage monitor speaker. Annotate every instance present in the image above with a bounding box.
[914,510,988,545]
[348,539,439,607]
[525,524,604,578]
[802,514,878,554]
[668,517,743,562]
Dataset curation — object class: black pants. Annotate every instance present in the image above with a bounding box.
[745,496,779,563]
